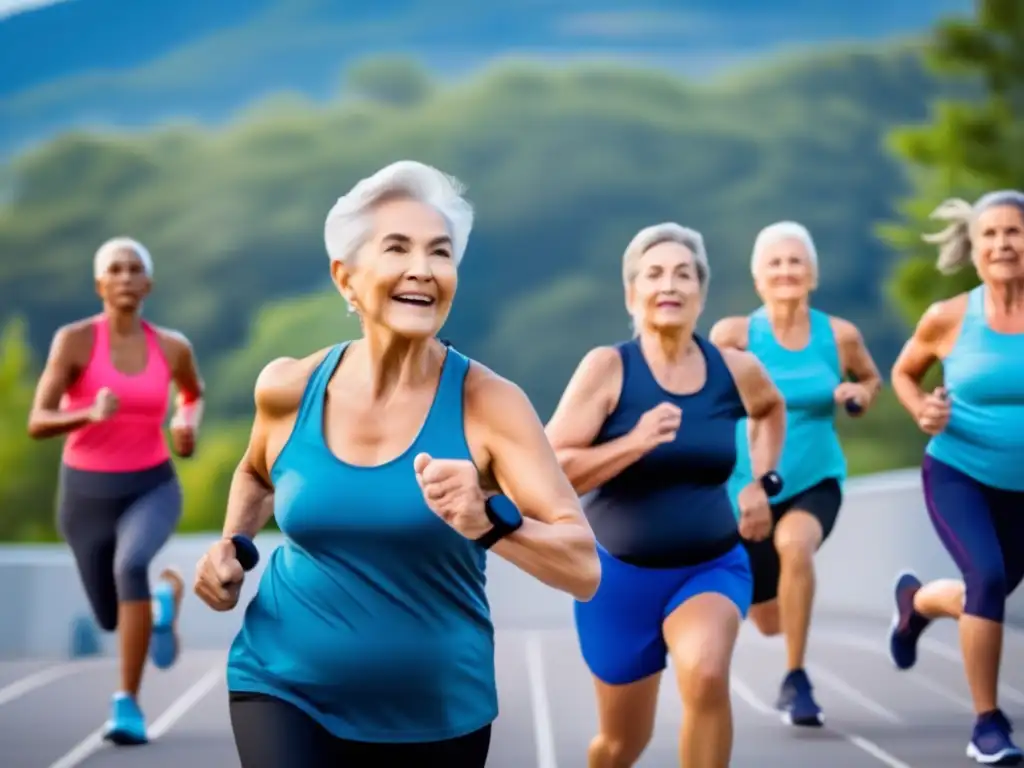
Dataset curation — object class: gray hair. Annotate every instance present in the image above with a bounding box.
[750,221,819,285]
[94,237,153,279]
[924,190,1024,274]
[622,222,710,299]
[324,160,474,267]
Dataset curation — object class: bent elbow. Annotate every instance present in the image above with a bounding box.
[26,414,45,440]
[570,540,601,602]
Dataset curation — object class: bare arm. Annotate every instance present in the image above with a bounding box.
[830,317,882,411]
[27,325,92,440]
[221,357,307,541]
[545,347,645,495]
[709,315,749,350]
[723,348,786,478]
[891,297,962,420]
[470,369,600,602]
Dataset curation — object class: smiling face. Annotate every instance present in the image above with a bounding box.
[626,240,704,334]
[94,247,151,311]
[331,195,457,339]
[753,236,815,303]
[973,204,1024,285]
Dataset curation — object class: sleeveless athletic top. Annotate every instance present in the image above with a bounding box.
[927,285,1024,491]
[583,334,746,567]
[62,317,172,472]
[227,342,497,743]
[728,307,845,507]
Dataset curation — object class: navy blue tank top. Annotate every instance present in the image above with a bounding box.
[583,335,747,566]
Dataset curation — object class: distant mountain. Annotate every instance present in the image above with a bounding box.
[0,0,971,158]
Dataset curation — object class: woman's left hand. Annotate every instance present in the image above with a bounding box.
[414,453,492,540]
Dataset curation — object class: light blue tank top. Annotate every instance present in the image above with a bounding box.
[927,285,1024,491]
[728,307,846,507]
[227,342,497,743]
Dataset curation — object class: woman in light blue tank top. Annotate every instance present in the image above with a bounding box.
[191,161,600,768]
[711,221,882,729]
[890,190,1024,765]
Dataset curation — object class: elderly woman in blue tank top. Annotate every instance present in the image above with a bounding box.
[546,223,786,768]
[191,160,600,768]
[710,221,882,729]
[890,190,1024,766]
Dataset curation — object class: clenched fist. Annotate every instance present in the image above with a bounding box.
[629,402,682,454]
[413,453,492,540]
[194,538,246,611]
[89,387,119,422]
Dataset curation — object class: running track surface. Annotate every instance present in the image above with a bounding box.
[4,577,1023,766]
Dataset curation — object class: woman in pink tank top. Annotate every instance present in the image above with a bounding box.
[28,237,205,747]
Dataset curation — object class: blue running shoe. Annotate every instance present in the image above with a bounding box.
[776,669,824,727]
[149,568,182,670]
[102,692,148,746]
[889,570,931,671]
[967,710,1023,765]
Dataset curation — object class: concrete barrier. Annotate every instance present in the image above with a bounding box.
[0,468,1019,659]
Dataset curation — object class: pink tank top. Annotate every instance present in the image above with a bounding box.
[62,318,172,472]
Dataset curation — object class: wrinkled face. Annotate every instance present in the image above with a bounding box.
[94,247,151,311]
[332,196,457,339]
[626,241,703,333]
[753,236,815,302]
[973,204,1024,284]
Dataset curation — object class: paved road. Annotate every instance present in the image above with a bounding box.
[2,607,1022,768]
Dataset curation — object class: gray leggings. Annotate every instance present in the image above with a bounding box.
[57,461,182,632]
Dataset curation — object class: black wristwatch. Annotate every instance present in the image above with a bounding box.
[759,471,784,498]
[474,495,524,550]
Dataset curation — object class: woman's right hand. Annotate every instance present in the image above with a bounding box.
[88,387,119,422]
[916,386,951,435]
[194,538,245,611]
[629,402,682,453]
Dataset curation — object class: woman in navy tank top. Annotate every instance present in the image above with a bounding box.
[192,160,599,768]
[711,221,882,729]
[890,190,1024,765]
[547,223,786,767]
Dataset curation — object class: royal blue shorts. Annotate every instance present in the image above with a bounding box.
[574,542,752,685]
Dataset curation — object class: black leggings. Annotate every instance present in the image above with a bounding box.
[228,692,492,768]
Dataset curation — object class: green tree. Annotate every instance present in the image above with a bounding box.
[880,0,1023,325]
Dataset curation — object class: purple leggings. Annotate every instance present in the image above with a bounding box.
[922,455,1024,623]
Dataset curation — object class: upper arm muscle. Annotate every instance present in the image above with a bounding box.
[544,347,620,451]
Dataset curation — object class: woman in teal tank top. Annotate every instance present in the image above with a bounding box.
[711,221,882,729]
[890,190,1024,766]
[191,161,600,768]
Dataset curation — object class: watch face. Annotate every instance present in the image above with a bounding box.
[489,495,521,527]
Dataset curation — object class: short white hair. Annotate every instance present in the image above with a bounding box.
[750,221,819,284]
[923,190,1024,274]
[94,237,153,279]
[622,222,711,300]
[324,160,474,266]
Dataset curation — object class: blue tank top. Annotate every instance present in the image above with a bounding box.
[728,307,845,507]
[583,335,746,566]
[927,285,1024,491]
[226,343,497,743]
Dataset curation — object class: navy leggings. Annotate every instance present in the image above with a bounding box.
[57,461,182,631]
[922,455,1024,623]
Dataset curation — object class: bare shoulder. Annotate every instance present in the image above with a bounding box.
[719,346,767,385]
[464,360,535,422]
[50,318,97,364]
[254,347,334,417]
[151,325,193,354]
[917,294,968,343]
[709,315,750,349]
[826,315,863,346]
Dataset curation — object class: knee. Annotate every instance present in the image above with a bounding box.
[965,569,1006,622]
[114,557,151,602]
[749,604,781,636]
[775,536,815,570]
[589,732,649,768]
[678,658,730,709]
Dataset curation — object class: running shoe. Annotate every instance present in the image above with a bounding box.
[967,709,1023,765]
[776,668,824,726]
[102,692,148,745]
[149,567,183,670]
[888,570,931,671]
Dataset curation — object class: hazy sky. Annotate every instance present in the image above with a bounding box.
[0,0,67,21]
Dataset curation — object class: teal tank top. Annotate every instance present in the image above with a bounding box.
[728,307,846,507]
[927,285,1024,491]
[226,342,497,742]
